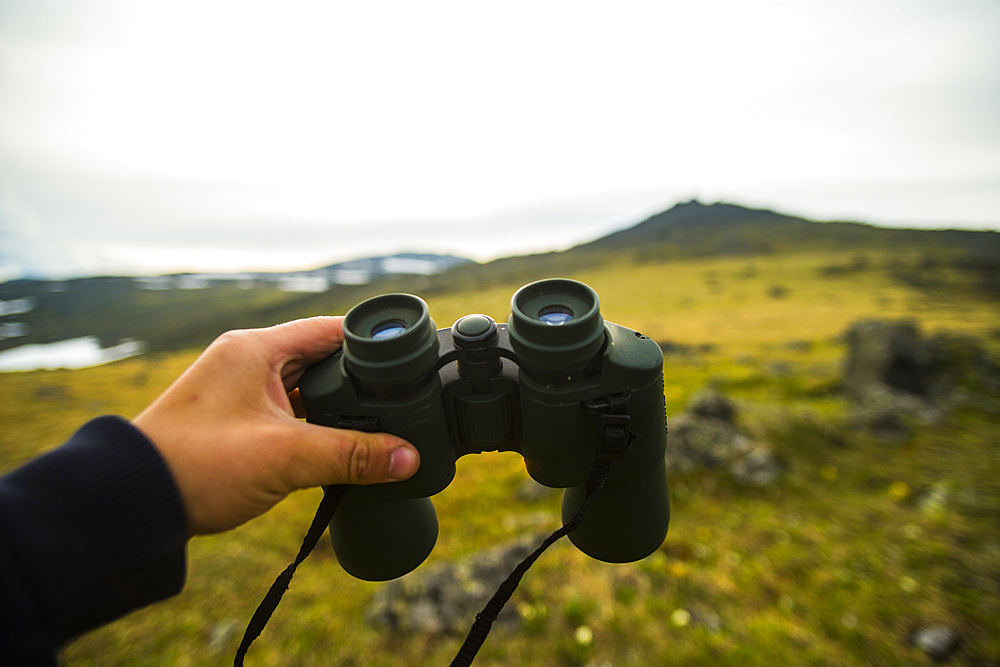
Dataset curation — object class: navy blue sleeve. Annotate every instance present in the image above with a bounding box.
[0,416,188,665]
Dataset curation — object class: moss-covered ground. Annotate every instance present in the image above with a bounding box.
[1,249,997,666]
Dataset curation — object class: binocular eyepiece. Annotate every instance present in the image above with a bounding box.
[507,278,606,377]
[342,293,440,397]
[298,278,670,581]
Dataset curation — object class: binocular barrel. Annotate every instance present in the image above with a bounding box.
[299,278,669,582]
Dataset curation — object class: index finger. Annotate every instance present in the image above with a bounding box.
[254,316,346,390]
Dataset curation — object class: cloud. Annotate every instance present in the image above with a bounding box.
[1,0,998,278]
[0,180,76,279]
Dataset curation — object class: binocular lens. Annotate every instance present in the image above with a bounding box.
[371,320,408,340]
[508,279,605,372]
[538,305,574,326]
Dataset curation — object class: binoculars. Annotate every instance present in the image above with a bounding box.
[298,278,670,581]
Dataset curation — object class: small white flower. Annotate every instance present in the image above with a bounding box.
[670,609,691,627]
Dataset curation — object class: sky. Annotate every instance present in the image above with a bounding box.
[1,0,998,280]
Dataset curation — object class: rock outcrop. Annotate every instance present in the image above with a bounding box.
[366,534,540,634]
[665,390,781,487]
[842,320,999,437]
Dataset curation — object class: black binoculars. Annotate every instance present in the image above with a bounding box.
[298,278,670,581]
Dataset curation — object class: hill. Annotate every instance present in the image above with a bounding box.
[1,201,998,357]
[576,199,1000,258]
[436,199,1000,298]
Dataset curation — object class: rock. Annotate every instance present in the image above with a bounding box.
[366,534,540,634]
[855,401,912,441]
[729,447,783,488]
[843,320,935,398]
[841,320,999,437]
[844,319,1000,405]
[912,625,961,662]
[666,412,751,472]
[688,390,737,424]
[666,391,781,486]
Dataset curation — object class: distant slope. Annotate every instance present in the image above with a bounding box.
[585,200,808,249]
[133,252,476,290]
[2,202,998,355]
[0,253,474,353]
[318,252,474,277]
[574,199,1000,258]
[433,199,1000,306]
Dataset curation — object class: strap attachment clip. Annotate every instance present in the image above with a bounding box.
[582,391,635,461]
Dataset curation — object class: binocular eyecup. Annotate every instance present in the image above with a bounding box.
[342,293,440,396]
[508,278,605,377]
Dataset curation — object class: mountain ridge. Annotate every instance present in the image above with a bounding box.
[2,200,998,355]
[570,199,1000,258]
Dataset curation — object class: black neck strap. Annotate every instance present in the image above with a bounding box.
[235,392,631,667]
[448,457,613,667]
[233,459,614,667]
[234,484,346,666]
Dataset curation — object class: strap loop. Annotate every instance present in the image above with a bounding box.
[583,391,636,461]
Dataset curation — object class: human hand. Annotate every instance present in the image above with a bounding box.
[133,317,420,536]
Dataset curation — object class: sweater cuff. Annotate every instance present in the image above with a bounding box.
[0,415,188,645]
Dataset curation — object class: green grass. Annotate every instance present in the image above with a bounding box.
[1,249,998,666]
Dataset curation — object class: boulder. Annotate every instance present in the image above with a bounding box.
[843,320,936,398]
[665,390,781,487]
[666,412,752,472]
[366,534,539,634]
[841,320,1000,436]
[844,320,999,402]
[688,389,737,423]
[729,447,783,487]
[911,625,961,662]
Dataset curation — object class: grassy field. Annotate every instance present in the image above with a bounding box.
[1,248,998,666]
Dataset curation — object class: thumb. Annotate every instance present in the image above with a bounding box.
[275,421,420,490]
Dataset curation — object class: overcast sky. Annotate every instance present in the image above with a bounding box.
[1,0,998,279]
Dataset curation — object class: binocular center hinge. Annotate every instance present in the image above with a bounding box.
[582,391,636,461]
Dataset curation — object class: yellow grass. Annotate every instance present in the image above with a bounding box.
[1,248,998,666]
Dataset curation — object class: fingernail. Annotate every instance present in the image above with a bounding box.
[387,446,419,480]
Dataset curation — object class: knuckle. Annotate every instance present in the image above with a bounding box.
[347,434,374,483]
[213,329,247,347]
[209,330,251,358]
[208,329,273,369]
